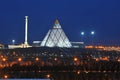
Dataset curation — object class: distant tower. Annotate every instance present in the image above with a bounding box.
[24,16,28,46]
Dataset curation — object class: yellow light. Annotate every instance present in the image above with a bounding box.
[74,57,78,61]
[2,58,6,61]
[102,57,109,61]
[4,75,8,79]
[35,57,39,61]
[18,58,22,62]
[95,58,99,61]
[118,59,120,62]
[46,74,50,78]
[77,71,80,74]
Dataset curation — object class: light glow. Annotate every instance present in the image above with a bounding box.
[81,32,84,35]
[4,75,8,79]
[35,57,39,61]
[91,31,95,35]
[74,57,78,61]
[46,74,50,78]
[18,58,22,62]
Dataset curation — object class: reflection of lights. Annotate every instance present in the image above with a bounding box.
[18,58,22,62]
[74,57,78,61]
[35,57,39,61]
[2,58,6,61]
[46,74,50,78]
[4,75,8,79]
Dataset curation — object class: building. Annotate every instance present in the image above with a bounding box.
[71,42,84,48]
[32,19,84,48]
[40,19,72,48]
[32,41,42,47]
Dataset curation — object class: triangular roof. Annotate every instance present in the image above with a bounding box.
[40,19,72,48]
[53,19,61,28]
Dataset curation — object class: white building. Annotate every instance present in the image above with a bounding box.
[40,19,72,48]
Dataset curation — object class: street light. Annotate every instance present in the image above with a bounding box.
[12,39,15,45]
[81,32,85,42]
[91,31,95,35]
[90,31,95,46]
[2,58,6,62]
[46,74,50,78]
[18,58,22,62]
[74,57,78,62]
[77,70,80,74]
[81,32,85,36]
[4,75,8,79]
[35,57,39,61]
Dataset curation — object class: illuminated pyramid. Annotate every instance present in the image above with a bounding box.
[40,19,72,48]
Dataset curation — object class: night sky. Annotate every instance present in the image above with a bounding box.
[0,0,120,45]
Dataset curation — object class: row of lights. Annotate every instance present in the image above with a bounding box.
[2,57,120,63]
[4,74,51,79]
[1,57,39,62]
[18,57,40,62]
[81,31,95,36]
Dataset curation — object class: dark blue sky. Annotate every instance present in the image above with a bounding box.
[0,0,120,45]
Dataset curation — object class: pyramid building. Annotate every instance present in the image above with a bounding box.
[40,20,72,48]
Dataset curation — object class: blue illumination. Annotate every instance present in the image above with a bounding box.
[91,31,95,35]
[12,40,15,44]
[81,32,84,35]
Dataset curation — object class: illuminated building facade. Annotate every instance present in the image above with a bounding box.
[40,20,72,48]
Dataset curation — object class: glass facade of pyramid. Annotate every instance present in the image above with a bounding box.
[40,20,72,48]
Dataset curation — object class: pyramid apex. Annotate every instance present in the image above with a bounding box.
[53,19,61,28]
[55,19,59,24]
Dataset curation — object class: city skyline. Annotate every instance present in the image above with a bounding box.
[0,0,120,45]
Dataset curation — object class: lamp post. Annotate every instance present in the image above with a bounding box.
[90,31,95,46]
[12,40,15,45]
[81,32,85,36]
[80,31,95,46]
[81,32,85,42]
[91,31,95,35]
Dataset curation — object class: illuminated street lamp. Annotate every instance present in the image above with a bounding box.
[18,58,22,62]
[35,57,39,61]
[4,75,8,79]
[2,58,6,62]
[81,32,85,42]
[12,39,15,45]
[91,31,95,35]
[74,57,78,62]
[77,70,80,74]
[81,32,85,36]
[118,59,120,62]
[46,74,50,78]
[90,31,95,46]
